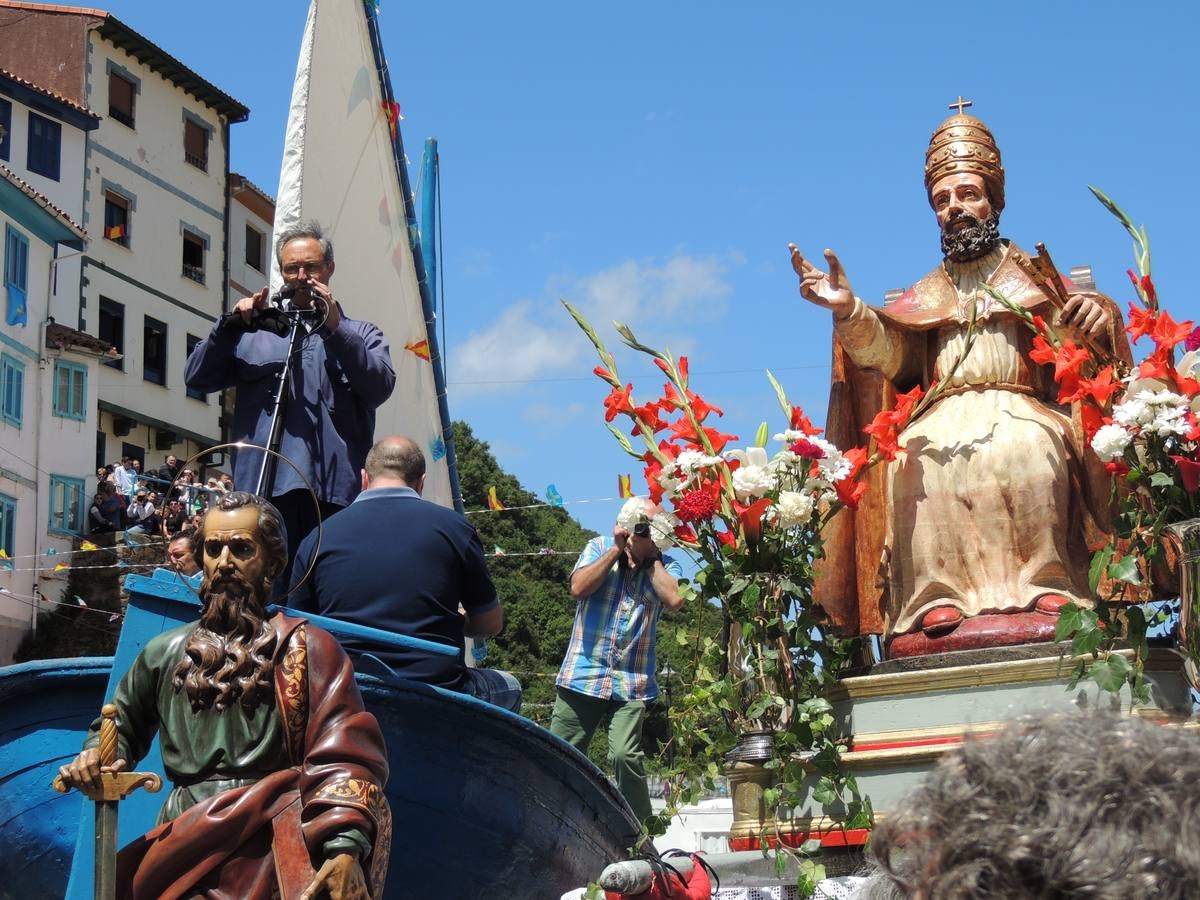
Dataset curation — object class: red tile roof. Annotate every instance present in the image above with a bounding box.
[0,161,87,238]
[46,321,118,358]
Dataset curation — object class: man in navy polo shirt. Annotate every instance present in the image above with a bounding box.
[286,435,521,712]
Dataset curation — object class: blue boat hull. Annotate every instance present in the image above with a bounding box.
[0,571,638,899]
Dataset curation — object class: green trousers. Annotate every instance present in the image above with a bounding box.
[549,687,652,823]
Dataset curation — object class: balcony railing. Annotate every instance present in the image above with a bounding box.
[182,263,205,285]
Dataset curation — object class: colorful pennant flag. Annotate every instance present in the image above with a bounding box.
[382,99,403,141]
[79,540,99,551]
[430,436,447,462]
[73,595,87,607]
[493,546,506,556]
[404,339,431,361]
[108,613,121,622]
[53,563,69,572]
[486,486,505,511]
[45,547,57,556]
[106,224,125,240]
[545,484,564,507]
[618,474,633,498]
[0,549,8,559]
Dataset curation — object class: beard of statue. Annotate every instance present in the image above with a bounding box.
[172,569,278,713]
[940,211,1001,262]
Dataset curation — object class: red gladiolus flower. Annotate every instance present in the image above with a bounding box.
[1104,460,1131,477]
[603,383,635,422]
[1150,310,1195,351]
[1171,456,1200,493]
[593,365,612,381]
[1141,274,1158,306]
[686,390,724,423]
[1060,365,1121,407]
[864,413,903,461]
[790,407,823,436]
[1031,314,1050,336]
[632,402,669,434]
[679,356,690,382]
[790,438,826,460]
[1080,404,1105,440]
[675,489,718,523]
[715,529,737,549]
[1126,268,1139,288]
[1126,304,1157,344]
[673,523,698,543]
[892,384,926,424]
[835,478,868,510]
[843,446,870,480]
[1052,341,1090,384]
[1030,334,1057,366]
[1138,346,1173,381]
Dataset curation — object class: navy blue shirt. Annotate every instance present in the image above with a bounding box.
[287,486,499,689]
[183,305,395,507]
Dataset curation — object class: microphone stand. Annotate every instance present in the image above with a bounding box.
[253,311,311,497]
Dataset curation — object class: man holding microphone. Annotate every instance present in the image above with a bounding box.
[184,221,395,568]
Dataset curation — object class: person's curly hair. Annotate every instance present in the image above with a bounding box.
[859,712,1200,899]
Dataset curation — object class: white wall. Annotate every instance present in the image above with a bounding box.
[228,192,271,305]
[81,34,231,462]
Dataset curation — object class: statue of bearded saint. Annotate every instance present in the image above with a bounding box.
[58,493,390,899]
[791,105,1130,659]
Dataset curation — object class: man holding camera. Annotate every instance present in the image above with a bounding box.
[549,497,683,824]
[184,222,395,566]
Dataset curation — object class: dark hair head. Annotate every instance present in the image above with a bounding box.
[274,220,333,266]
[858,712,1200,899]
[365,436,426,486]
[204,491,288,581]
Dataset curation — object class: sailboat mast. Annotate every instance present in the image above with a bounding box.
[363,9,462,512]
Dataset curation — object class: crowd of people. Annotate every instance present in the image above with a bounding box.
[88,453,236,540]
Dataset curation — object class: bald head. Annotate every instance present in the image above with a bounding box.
[364,436,427,491]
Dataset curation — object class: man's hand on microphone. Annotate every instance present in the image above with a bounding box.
[232,287,269,326]
[305,279,341,332]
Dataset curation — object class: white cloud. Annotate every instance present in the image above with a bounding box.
[449,253,736,395]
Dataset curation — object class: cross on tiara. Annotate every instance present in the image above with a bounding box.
[948,96,973,115]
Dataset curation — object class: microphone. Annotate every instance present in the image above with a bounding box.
[266,283,298,307]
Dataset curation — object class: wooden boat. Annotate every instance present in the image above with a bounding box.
[0,567,638,899]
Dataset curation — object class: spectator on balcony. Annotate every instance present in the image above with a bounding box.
[89,482,123,534]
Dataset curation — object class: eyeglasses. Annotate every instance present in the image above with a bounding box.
[632,522,652,538]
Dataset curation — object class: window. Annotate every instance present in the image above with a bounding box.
[186,334,206,401]
[245,224,264,272]
[4,224,28,326]
[108,70,135,128]
[0,493,14,557]
[143,315,166,385]
[27,111,61,181]
[0,353,23,427]
[183,118,208,171]
[48,475,84,535]
[98,297,124,370]
[181,230,205,284]
[104,191,130,247]
[0,99,10,161]
[52,361,87,420]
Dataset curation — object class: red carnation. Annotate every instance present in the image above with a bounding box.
[789,438,826,460]
[675,489,718,523]
[1187,328,1200,352]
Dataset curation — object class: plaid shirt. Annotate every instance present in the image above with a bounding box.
[556,536,683,701]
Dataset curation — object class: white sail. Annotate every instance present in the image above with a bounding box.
[272,0,455,507]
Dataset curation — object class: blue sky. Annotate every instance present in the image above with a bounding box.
[100,0,1200,540]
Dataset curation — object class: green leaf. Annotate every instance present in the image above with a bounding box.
[1091,653,1132,693]
[1089,545,1114,595]
[801,838,823,854]
[765,370,793,419]
[812,777,837,806]
[605,422,644,459]
[1107,554,1143,585]
[774,851,787,879]
[1054,602,1083,641]
[1150,471,1175,488]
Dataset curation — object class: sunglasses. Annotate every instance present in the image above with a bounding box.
[632,522,652,538]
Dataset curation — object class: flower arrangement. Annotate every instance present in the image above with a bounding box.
[980,188,1192,699]
[564,299,968,881]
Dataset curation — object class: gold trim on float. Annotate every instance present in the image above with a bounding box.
[849,720,1004,748]
[826,648,1184,702]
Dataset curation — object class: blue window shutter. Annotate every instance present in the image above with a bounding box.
[4,226,28,326]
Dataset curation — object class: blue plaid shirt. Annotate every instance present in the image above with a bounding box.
[556,536,683,701]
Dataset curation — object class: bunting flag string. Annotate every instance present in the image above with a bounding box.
[618,474,633,498]
[404,338,431,361]
[465,494,623,516]
[486,486,505,511]
[545,485,564,507]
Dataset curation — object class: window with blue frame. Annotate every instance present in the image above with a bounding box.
[0,493,14,557]
[52,360,87,420]
[49,475,84,535]
[0,353,23,427]
[0,98,11,161]
[5,224,28,326]
[27,111,61,181]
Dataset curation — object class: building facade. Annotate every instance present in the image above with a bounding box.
[0,1,248,482]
